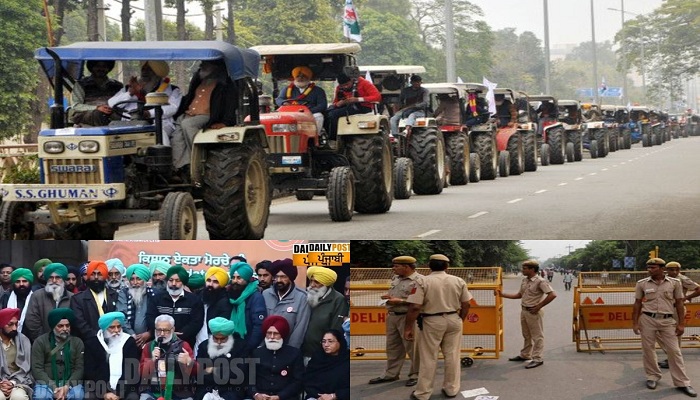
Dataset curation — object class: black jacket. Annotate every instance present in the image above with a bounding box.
[175,74,238,129]
[147,290,204,348]
[70,287,119,340]
[247,344,303,400]
[83,335,141,399]
[194,339,248,400]
[212,290,266,357]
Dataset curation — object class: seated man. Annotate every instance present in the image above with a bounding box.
[494,94,517,128]
[194,318,247,400]
[0,308,34,400]
[537,101,557,121]
[389,75,429,136]
[171,59,238,178]
[325,72,382,140]
[433,94,461,126]
[275,66,327,134]
[464,93,489,127]
[69,60,123,126]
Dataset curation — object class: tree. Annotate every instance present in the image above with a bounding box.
[489,29,545,95]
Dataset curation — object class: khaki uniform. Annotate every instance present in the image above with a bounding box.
[382,271,423,380]
[635,276,691,386]
[517,275,554,362]
[406,271,472,400]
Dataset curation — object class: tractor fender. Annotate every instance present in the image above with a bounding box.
[495,126,518,151]
[337,114,388,136]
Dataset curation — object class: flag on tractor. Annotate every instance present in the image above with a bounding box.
[343,0,362,42]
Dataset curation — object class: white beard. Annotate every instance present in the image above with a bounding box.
[307,285,329,309]
[129,285,146,307]
[294,81,309,90]
[207,336,234,358]
[46,283,65,302]
[264,338,283,351]
[104,331,124,351]
[108,279,122,289]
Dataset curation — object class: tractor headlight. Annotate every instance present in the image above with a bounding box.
[271,124,298,133]
[357,121,377,129]
[79,140,100,153]
[43,141,64,154]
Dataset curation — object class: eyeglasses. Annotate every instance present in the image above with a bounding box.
[155,328,173,333]
[265,332,282,338]
[47,276,63,282]
[321,339,338,344]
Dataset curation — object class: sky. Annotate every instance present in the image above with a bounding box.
[520,240,591,261]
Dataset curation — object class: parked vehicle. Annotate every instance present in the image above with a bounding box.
[557,99,584,162]
[529,95,567,165]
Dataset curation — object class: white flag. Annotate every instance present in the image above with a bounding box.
[483,77,498,115]
[343,0,362,42]
[365,70,372,82]
[457,77,464,84]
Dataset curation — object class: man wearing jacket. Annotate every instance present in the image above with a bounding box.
[23,263,73,342]
[262,258,310,349]
[70,260,119,340]
[0,308,34,400]
[302,267,349,359]
[326,72,382,141]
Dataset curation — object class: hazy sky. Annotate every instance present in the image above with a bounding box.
[520,240,591,260]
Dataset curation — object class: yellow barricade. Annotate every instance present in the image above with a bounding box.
[573,271,700,352]
[350,267,503,363]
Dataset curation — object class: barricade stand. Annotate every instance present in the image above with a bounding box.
[350,267,503,365]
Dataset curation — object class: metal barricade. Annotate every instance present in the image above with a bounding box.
[573,271,700,352]
[350,267,503,364]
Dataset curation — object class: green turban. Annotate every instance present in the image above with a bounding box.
[10,268,34,284]
[229,262,254,282]
[150,261,171,276]
[48,308,75,329]
[125,264,151,282]
[208,317,235,336]
[43,263,68,281]
[187,273,205,290]
[166,265,189,285]
[98,311,126,331]
[34,258,52,272]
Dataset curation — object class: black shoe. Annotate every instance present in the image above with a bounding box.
[405,378,418,387]
[658,359,669,369]
[508,355,531,362]
[368,376,399,384]
[441,388,457,398]
[646,380,657,390]
[525,360,544,369]
[409,391,420,400]
[678,386,698,397]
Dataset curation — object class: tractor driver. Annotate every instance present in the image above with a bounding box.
[69,60,124,126]
[275,66,327,134]
[536,101,557,121]
[495,93,517,128]
[390,75,429,136]
[326,72,382,141]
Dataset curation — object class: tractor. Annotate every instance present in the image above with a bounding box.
[600,105,621,152]
[557,100,584,162]
[461,84,499,180]
[492,88,525,176]
[529,95,567,165]
[514,90,539,171]
[581,103,610,158]
[630,106,653,147]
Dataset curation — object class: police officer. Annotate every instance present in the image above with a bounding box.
[368,256,423,387]
[632,258,696,397]
[404,254,471,400]
[496,259,556,369]
[658,261,700,369]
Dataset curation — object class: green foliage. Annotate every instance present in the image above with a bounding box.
[131,19,206,41]
[557,241,700,271]
[2,155,40,184]
[489,29,545,95]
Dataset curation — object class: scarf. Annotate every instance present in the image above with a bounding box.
[97,331,130,390]
[149,340,177,400]
[468,93,478,117]
[90,289,106,317]
[228,280,259,338]
[7,291,32,332]
[49,333,71,388]
[285,82,315,102]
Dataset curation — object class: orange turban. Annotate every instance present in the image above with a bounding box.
[87,260,109,279]
[292,66,313,80]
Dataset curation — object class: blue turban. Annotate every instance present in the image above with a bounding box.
[229,262,254,282]
[106,258,126,276]
[125,264,151,282]
[150,261,171,276]
[98,311,126,331]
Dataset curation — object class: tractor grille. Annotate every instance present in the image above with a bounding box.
[267,136,286,154]
[44,159,103,184]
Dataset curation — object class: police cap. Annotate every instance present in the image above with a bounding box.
[392,256,417,264]
[646,257,666,266]
[666,261,681,269]
[429,254,450,262]
[522,259,540,267]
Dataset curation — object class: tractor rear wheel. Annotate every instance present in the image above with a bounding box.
[348,135,393,213]
[410,128,445,194]
[0,201,35,240]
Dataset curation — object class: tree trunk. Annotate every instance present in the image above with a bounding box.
[51,0,69,45]
[202,0,214,40]
[174,0,188,89]
[86,0,99,41]
[121,0,132,41]
[226,0,235,44]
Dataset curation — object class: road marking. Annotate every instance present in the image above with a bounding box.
[468,211,489,219]
[612,165,618,167]
[601,168,609,171]
[589,172,597,176]
[507,198,522,204]
[415,229,440,238]
[574,177,584,181]
[534,189,547,194]
[558,182,568,186]
[620,162,626,165]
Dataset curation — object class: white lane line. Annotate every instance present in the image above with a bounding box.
[589,172,597,176]
[415,229,441,238]
[620,162,626,165]
[535,189,548,194]
[468,211,489,219]
[601,168,609,171]
[612,165,618,167]
[507,198,523,204]
[574,177,584,181]
[558,182,568,186]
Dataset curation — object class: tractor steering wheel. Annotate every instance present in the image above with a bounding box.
[111,99,147,120]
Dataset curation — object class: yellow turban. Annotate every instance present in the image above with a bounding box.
[205,266,229,286]
[292,66,313,79]
[307,266,337,287]
[141,60,170,78]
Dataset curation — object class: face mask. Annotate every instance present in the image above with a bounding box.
[87,279,106,292]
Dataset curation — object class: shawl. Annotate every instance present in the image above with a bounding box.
[7,290,32,332]
[228,280,259,338]
[96,330,130,390]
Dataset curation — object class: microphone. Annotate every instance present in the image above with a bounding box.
[156,337,164,358]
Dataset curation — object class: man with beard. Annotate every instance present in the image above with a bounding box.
[147,265,204,348]
[31,308,85,400]
[31,259,53,292]
[0,264,13,299]
[247,315,303,400]
[0,308,34,400]
[195,317,247,400]
[275,66,327,134]
[64,267,81,295]
[0,269,34,333]
[302,267,348,360]
[78,263,89,293]
[194,267,229,354]
[149,261,170,292]
[117,264,155,348]
[70,260,119,340]
[24,263,73,342]
[83,312,140,400]
[108,60,182,146]
[255,261,273,292]
[214,263,266,358]
[106,259,127,291]
[139,315,195,400]
[262,258,310,349]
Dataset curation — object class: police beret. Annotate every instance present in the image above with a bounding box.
[646,257,666,266]
[522,260,540,267]
[392,256,416,264]
[666,261,681,269]
[429,254,450,262]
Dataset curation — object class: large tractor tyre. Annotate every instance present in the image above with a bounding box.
[566,142,575,163]
[540,143,550,166]
[202,144,270,239]
[549,128,566,165]
[473,134,498,180]
[498,152,510,177]
[393,157,413,200]
[524,132,538,172]
[469,153,481,183]
[507,136,525,176]
[348,135,393,213]
[573,134,583,161]
[682,127,689,138]
[642,134,651,147]
[159,191,197,240]
[295,191,315,201]
[623,133,632,149]
[590,140,598,159]
[594,130,609,157]
[409,129,445,195]
[443,155,450,188]
[327,166,355,222]
[0,201,35,240]
[446,133,469,185]
[609,131,618,152]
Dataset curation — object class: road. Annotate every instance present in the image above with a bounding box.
[349,273,700,400]
[115,137,700,240]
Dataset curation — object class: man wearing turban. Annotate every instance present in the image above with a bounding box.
[69,60,123,126]
[149,261,170,292]
[31,308,85,400]
[195,317,247,400]
[70,260,119,340]
[108,60,182,146]
[214,262,266,357]
[64,266,81,294]
[0,308,34,400]
[0,268,34,333]
[248,316,303,400]
[275,65,328,135]
[31,258,53,291]
[117,264,156,348]
[302,266,349,358]
[194,267,229,354]
[262,258,310,349]
[146,265,204,348]
[106,258,127,290]
[24,263,73,342]
[83,312,140,400]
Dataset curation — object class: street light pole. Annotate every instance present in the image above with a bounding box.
[591,0,599,104]
[543,0,551,94]
[445,0,456,82]
[621,0,627,105]
[608,6,645,103]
